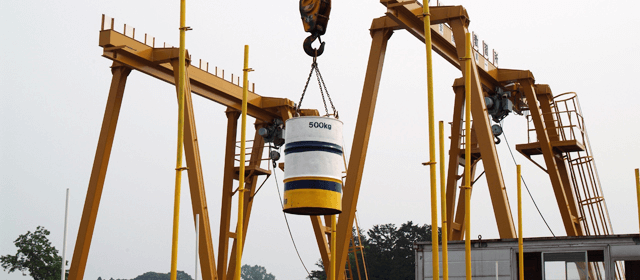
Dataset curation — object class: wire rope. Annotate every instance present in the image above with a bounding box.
[502,131,556,237]
[272,159,312,276]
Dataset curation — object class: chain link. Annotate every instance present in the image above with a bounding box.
[297,58,338,118]
[296,61,316,115]
[314,66,330,116]
[315,63,337,117]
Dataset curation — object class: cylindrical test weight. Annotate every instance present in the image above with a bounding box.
[283,116,343,215]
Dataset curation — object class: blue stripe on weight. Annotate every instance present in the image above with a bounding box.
[284,179,342,193]
[284,141,343,155]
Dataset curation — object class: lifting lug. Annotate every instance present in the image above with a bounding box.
[303,34,325,57]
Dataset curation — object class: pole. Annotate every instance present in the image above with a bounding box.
[422,2,439,279]
[170,0,187,278]
[61,188,69,280]
[331,214,336,280]
[195,214,199,280]
[439,121,448,280]
[235,45,251,280]
[464,32,472,280]
[635,168,639,237]
[518,165,524,280]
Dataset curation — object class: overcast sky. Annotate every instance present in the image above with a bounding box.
[2,0,640,279]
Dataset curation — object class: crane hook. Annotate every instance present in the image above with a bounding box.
[303,34,325,57]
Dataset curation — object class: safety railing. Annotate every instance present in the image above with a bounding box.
[234,140,273,165]
[524,92,586,146]
[100,14,257,93]
[552,92,586,144]
[550,93,613,237]
[525,91,622,278]
[457,120,475,151]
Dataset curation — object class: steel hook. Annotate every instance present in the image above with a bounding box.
[303,34,325,57]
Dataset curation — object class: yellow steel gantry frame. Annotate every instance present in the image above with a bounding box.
[342,5,607,277]
[72,0,617,277]
[348,2,519,262]
[68,17,320,280]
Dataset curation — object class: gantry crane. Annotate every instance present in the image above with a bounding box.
[341,1,615,278]
[69,15,319,280]
[356,0,614,244]
[70,1,615,279]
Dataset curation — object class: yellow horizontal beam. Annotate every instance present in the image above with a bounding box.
[99,30,316,122]
[379,1,537,89]
[496,68,536,83]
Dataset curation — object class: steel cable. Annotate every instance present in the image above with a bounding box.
[502,131,556,237]
[272,158,312,276]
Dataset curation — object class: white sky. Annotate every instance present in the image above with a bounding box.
[2,0,640,280]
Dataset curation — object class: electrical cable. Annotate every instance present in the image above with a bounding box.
[272,159,312,276]
[502,131,556,237]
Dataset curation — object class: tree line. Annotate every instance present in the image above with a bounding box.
[2,223,436,280]
[307,221,440,280]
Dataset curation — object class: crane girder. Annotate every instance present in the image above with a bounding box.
[382,2,498,85]
[98,29,316,123]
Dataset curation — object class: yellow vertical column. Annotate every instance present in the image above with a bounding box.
[422,2,439,279]
[635,168,639,236]
[331,215,336,280]
[518,165,524,280]
[170,0,187,279]
[236,45,251,280]
[439,121,448,280]
[464,32,472,280]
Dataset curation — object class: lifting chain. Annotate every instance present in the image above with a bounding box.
[296,56,338,118]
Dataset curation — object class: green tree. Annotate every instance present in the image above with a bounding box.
[241,264,276,280]
[130,270,193,280]
[306,260,326,280]
[1,226,63,280]
[307,221,439,280]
